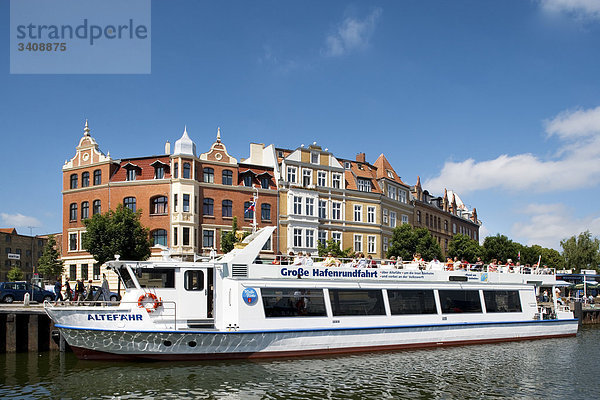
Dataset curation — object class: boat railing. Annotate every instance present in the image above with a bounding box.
[261,255,555,275]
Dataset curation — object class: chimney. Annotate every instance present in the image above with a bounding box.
[165,141,171,155]
[249,143,264,164]
[356,152,366,163]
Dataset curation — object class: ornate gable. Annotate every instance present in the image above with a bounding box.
[63,120,111,170]
[199,128,237,164]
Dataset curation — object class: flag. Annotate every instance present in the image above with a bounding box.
[245,200,255,214]
[518,251,521,261]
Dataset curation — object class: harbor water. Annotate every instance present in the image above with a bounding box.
[1,327,599,399]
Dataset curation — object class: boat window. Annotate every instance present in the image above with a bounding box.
[439,290,482,314]
[329,289,386,316]
[116,265,136,289]
[387,289,437,315]
[135,267,175,288]
[184,270,204,291]
[261,288,327,318]
[483,290,522,313]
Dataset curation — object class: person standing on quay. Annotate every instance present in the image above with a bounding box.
[54,279,63,302]
[64,278,73,301]
[101,273,110,301]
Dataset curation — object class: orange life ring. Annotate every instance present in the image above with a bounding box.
[138,293,161,312]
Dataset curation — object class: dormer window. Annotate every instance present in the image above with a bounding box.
[151,161,169,179]
[344,161,351,169]
[126,168,136,181]
[311,152,319,164]
[357,178,371,192]
[243,174,253,187]
[387,170,394,179]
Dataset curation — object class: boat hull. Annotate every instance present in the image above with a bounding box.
[58,319,578,361]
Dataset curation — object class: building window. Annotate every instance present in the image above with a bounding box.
[367,236,376,254]
[203,198,213,215]
[173,194,178,212]
[260,176,270,189]
[182,227,190,246]
[203,230,214,248]
[383,208,388,225]
[332,202,341,220]
[93,169,101,185]
[151,229,167,246]
[344,161,351,169]
[367,206,375,224]
[203,167,213,183]
[69,203,77,221]
[150,196,168,215]
[70,174,78,189]
[81,172,90,187]
[293,196,302,215]
[332,173,341,189]
[402,214,409,225]
[318,200,327,219]
[243,174,253,187]
[354,234,362,252]
[293,228,302,247]
[222,170,233,185]
[261,204,271,221]
[174,162,178,179]
[354,205,362,222]
[183,162,192,179]
[154,165,165,179]
[305,230,314,248]
[182,194,190,212]
[81,201,89,220]
[93,263,101,280]
[69,264,76,279]
[318,230,327,246]
[287,166,297,183]
[173,227,178,246]
[332,232,341,245]
[444,220,448,231]
[93,200,101,215]
[311,152,319,164]
[390,211,397,228]
[126,168,136,181]
[357,178,371,192]
[399,190,407,203]
[222,200,232,217]
[388,185,397,200]
[305,198,314,216]
[302,169,312,187]
[81,264,88,281]
[69,233,77,251]
[244,201,254,220]
[453,223,457,234]
[417,211,421,224]
[317,171,327,187]
[124,197,136,212]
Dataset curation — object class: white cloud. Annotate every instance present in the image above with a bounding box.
[323,8,382,57]
[424,106,600,195]
[539,0,600,20]
[0,213,42,229]
[511,203,600,249]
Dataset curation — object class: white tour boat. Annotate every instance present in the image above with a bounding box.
[45,227,578,361]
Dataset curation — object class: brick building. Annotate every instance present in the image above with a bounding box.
[0,228,49,281]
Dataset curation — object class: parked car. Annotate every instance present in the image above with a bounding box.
[90,285,121,302]
[0,282,55,303]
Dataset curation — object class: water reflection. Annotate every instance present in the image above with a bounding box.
[1,327,598,399]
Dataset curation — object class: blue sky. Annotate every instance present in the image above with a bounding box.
[1,0,600,250]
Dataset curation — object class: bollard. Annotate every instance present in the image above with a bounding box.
[24,292,30,306]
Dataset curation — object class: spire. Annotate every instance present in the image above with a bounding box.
[84,119,90,136]
[217,127,221,143]
[173,125,197,156]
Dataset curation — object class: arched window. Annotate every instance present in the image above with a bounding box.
[81,201,89,219]
[203,167,214,183]
[93,169,101,185]
[183,162,191,179]
[151,229,168,246]
[69,203,78,221]
[150,196,168,214]
[93,200,101,215]
[222,200,232,217]
[222,170,233,185]
[203,198,214,215]
[261,204,271,221]
[70,174,78,189]
[82,172,90,187]
[124,197,136,212]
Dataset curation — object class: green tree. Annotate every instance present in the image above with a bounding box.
[7,266,23,281]
[387,224,443,261]
[37,235,64,279]
[317,239,354,258]
[481,234,518,263]
[220,217,249,253]
[82,204,151,265]
[560,230,600,272]
[448,234,482,263]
